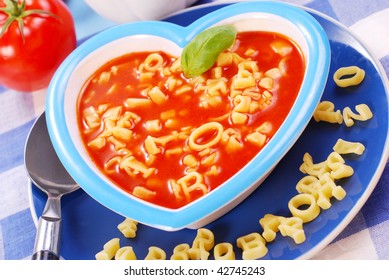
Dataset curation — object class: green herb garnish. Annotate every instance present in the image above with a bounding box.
[181,25,237,78]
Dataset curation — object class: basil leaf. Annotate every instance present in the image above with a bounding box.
[181,25,237,78]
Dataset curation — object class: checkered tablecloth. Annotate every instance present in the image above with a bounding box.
[1,0,388,260]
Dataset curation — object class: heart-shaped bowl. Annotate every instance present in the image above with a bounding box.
[46,1,330,231]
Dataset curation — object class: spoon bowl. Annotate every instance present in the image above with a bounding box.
[24,112,79,260]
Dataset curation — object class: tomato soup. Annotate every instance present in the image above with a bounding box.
[77,31,305,209]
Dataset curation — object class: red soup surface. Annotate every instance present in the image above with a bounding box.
[77,31,305,209]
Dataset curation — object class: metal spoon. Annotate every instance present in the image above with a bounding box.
[24,112,79,260]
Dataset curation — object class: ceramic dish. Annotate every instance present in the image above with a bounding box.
[30,3,389,260]
[84,0,198,23]
[45,1,330,231]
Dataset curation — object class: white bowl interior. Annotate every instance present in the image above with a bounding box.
[214,13,309,57]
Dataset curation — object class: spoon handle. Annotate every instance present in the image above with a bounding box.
[32,215,61,260]
[32,250,60,260]
[32,196,62,260]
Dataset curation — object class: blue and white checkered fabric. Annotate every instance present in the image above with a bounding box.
[1,0,388,260]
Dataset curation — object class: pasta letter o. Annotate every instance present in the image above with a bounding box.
[214,243,236,260]
[188,122,223,151]
[288,193,320,223]
[333,66,365,88]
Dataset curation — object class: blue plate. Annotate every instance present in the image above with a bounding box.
[29,3,389,260]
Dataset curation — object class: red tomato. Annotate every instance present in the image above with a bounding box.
[0,0,76,92]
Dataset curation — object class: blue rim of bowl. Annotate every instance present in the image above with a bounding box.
[46,1,330,230]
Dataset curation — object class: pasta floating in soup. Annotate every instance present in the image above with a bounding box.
[77,31,305,209]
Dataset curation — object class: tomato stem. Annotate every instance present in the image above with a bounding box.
[0,0,60,42]
[7,0,17,15]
